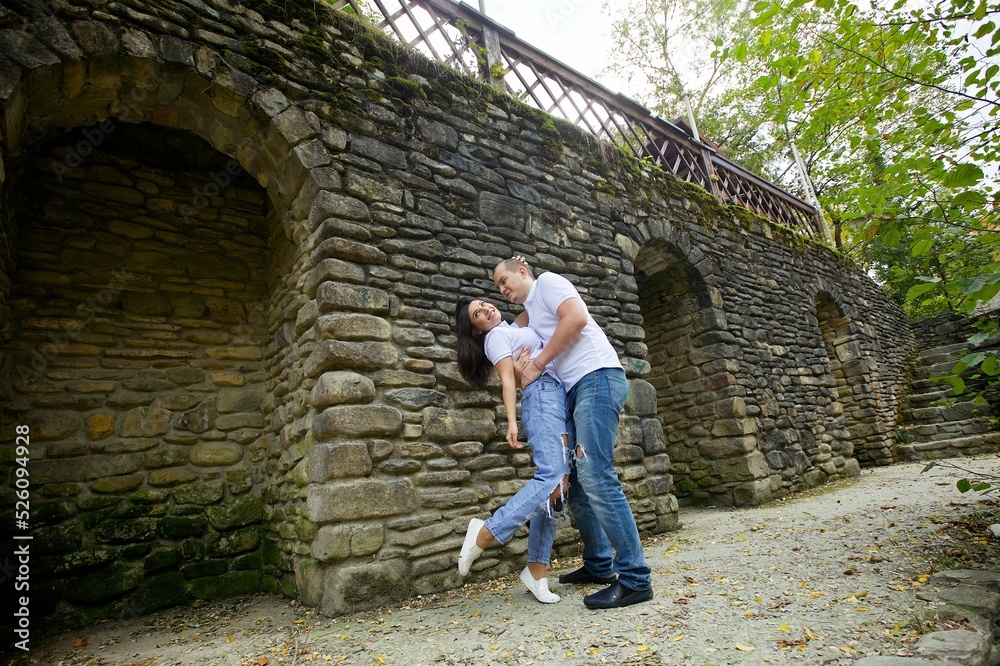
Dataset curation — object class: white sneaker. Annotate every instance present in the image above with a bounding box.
[458,518,485,576]
[520,567,560,603]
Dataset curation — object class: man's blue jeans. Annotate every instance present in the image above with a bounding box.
[565,368,652,591]
[484,373,569,565]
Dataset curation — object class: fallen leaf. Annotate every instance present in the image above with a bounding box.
[257,657,269,666]
[778,625,792,632]
[672,632,685,642]
[637,645,649,652]
[376,656,385,664]
[74,638,88,648]
[735,644,756,651]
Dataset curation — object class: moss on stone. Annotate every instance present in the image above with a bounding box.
[297,33,333,66]
[240,0,322,28]
[128,571,190,613]
[240,38,286,74]
[190,570,262,600]
[384,76,427,101]
[50,547,115,575]
[537,117,563,163]
[595,180,617,197]
[66,561,144,604]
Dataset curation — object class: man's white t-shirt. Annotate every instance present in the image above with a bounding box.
[523,272,622,390]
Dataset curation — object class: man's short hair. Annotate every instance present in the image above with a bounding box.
[494,257,534,279]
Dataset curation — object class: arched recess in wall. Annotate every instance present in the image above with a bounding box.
[814,291,892,466]
[634,239,770,506]
[0,43,314,626]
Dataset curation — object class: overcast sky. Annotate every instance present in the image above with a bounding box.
[475,0,622,89]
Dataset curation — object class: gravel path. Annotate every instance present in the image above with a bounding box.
[8,456,1000,666]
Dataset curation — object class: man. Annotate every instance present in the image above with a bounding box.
[492,257,653,609]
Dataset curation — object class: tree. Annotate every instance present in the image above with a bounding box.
[607,0,1000,318]
[742,0,1000,390]
[606,0,779,177]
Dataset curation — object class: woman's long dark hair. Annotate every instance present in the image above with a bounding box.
[455,296,495,388]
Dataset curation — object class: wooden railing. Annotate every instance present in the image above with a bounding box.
[332,0,828,239]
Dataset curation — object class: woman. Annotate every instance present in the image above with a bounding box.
[454,295,569,604]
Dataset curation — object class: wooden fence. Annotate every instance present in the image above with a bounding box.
[332,0,828,239]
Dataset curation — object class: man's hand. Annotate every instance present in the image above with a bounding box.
[512,347,531,387]
[516,348,544,387]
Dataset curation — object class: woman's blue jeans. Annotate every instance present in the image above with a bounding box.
[484,373,569,565]
[565,368,652,591]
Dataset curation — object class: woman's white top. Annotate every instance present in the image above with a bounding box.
[483,322,556,377]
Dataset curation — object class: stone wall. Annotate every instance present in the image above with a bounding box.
[0,122,285,624]
[0,0,914,627]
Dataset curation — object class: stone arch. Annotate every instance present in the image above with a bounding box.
[0,26,326,625]
[812,288,892,466]
[628,227,770,507]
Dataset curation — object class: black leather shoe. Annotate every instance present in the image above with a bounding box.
[583,581,653,609]
[558,566,617,585]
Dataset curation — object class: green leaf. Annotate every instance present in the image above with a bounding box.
[911,238,934,256]
[957,478,972,493]
[883,227,901,247]
[943,163,984,188]
[952,190,987,209]
[905,282,938,301]
[957,276,987,294]
[982,355,998,376]
[970,331,998,345]
[974,21,995,39]
[961,351,986,368]
[943,374,966,395]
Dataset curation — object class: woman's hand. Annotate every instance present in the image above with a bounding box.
[507,422,523,449]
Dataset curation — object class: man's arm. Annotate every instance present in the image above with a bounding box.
[519,297,587,386]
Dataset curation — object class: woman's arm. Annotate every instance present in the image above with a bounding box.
[494,357,523,449]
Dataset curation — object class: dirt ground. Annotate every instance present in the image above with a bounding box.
[6,456,1000,666]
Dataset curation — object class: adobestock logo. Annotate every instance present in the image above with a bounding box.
[543,0,591,28]
[178,159,244,227]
